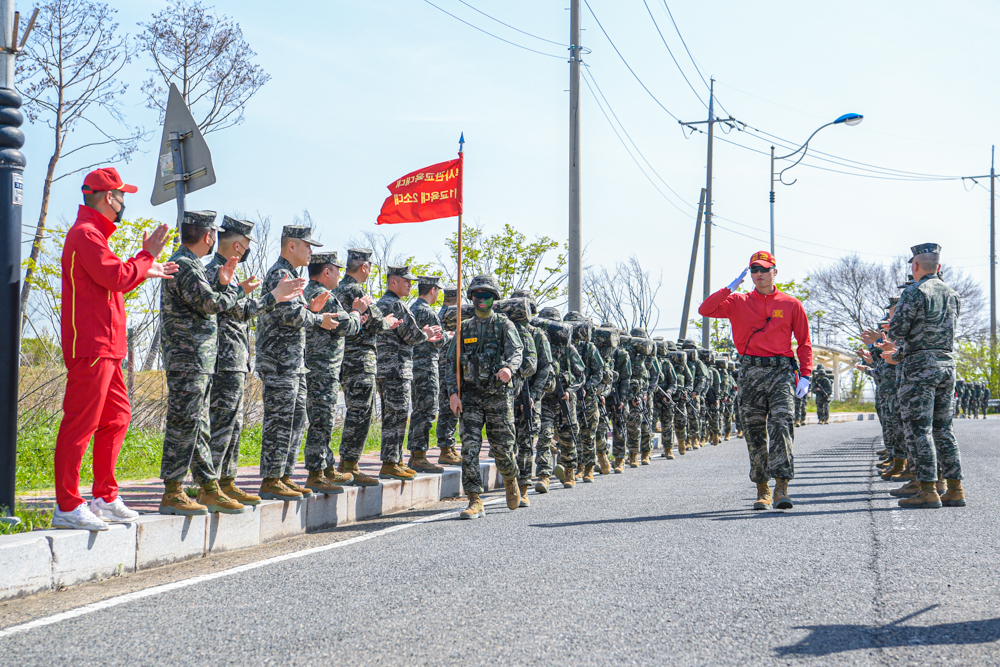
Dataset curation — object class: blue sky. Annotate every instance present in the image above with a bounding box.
[20,0,1000,334]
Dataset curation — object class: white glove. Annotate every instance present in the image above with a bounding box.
[795,376,810,399]
[727,268,748,292]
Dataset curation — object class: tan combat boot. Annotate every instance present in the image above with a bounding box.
[773,478,793,509]
[690,437,700,451]
[582,465,595,482]
[640,452,651,466]
[535,476,550,494]
[518,484,530,508]
[575,467,584,480]
[408,450,445,474]
[562,467,576,488]
[338,460,380,487]
[724,432,731,442]
[197,480,246,514]
[460,492,485,519]
[628,452,639,468]
[736,430,743,438]
[612,458,625,474]
[664,445,675,460]
[504,477,521,509]
[711,433,720,446]
[677,439,686,455]
[889,479,920,497]
[935,475,946,495]
[379,461,416,481]
[597,452,612,475]
[553,464,567,484]
[438,446,463,466]
[324,466,354,486]
[159,480,208,516]
[220,477,261,506]
[880,458,906,480]
[941,480,966,507]
[259,477,303,501]
[876,449,888,457]
[898,482,942,509]
[753,482,772,510]
[280,475,314,498]
[305,471,345,495]
[888,461,914,481]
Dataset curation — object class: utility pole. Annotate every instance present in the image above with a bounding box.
[962,147,998,360]
[680,78,735,350]
[679,188,707,340]
[0,0,30,524]
[567,0,582,312]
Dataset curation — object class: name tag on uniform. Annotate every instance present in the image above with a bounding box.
[464,337,478,344]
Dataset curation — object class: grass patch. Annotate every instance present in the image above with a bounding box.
[0,502,53,535]
[806,399,876,413]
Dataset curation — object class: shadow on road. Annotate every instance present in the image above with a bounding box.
[529,505,898,527]
[774,606,1000,656]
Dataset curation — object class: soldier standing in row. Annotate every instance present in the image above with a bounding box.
[812,364,833,424]
[333,249,397,485]
[499,296,538,504]
[511,290,554,488]
[700,349,723,446]
[565,312,604,482]
[407,276,448,472]
[435,286,463,466]
[610,333,633,473]
[375,266,442,480]
[206,216,306,508]
[539,309,585,489]
[592,326,620,473]
[303,252,366,494]
[446,275,524,519]
[669,347,692,455]
[160,212,303,515]
[255,226,342,501]
[654,339,678,459]
[625,331,652,468]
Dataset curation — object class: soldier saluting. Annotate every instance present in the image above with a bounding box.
[699,250,812,511]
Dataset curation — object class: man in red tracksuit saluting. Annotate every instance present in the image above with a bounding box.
[699,250,812,511]
[52,168,177,531]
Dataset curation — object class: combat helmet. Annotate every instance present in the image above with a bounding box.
[563,311,593,343]
[698,348,715,364]
[630,327,648,338]
[466,274,501,299]
[538,306,562,321]
[510,288,538,315]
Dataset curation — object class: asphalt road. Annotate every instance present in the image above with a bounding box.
[2,419,999,666]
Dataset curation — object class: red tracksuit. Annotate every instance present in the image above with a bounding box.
[54,206,153,511]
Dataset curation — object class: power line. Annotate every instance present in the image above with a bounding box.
[455,1,566,47]
[659,1,733,119]
[421,0,565,59]
[582,0,682,121]
[641,0,706,109]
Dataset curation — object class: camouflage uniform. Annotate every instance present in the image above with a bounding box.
[565,314,604,471]
[592,328,620,460]
[160,212,242,483]
[739,358,796,483]
[206,222,279,479]
[626,336,652,456]
[539,322,585,472]
[670,352,693,446]
[254,226,325,479]
[700,350,722,440]
[332,250,389,463]
[444,278,523,494]
[813,369,833,423]
[610,339,633,462]
[436,296,460,451]
[407,279,447,453]
[983,385,992,417]
[888,264,963,483]
[303,252,361,472]
[653,341,678,452]
[515,308,554,484]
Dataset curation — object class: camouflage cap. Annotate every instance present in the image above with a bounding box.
[183,210,220,230]
[282,225,322,247]
[310,251,345,268]
[417,275,441,288]
[815,363,826,371]
[347,248,373,263]
[220,215,256,241]
[387,265,418,281]
[467,274,502,299]
[908,243,941,263]
[442,285,458,298]
[538,306,562,321]
[897,274,915,289]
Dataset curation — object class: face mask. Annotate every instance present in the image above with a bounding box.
[238,244,250,264]
[113,198,125,224]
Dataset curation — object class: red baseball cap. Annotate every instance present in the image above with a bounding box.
[81,167,138,195]
[749,250,776,268]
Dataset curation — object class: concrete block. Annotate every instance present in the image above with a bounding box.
[409,474,442,508]
[381,479,412,515]
[259,499,307,543]
[652,434,661,450]
[46,523,137,587]
[306,489,353,530]
[440,469,462,498]
[207,506,261,554]
[352,484,383,521]
[0,532,53,600]
[135,514,207,571]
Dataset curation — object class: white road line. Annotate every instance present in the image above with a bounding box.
[0,497,509,639]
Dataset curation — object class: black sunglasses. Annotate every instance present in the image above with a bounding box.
[470,291,494,299]
[749,265,772,274]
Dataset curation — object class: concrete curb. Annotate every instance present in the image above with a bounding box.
[0,463,494,601]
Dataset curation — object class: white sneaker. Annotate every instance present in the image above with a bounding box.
[52,503,109,531]
[91,496,139,523]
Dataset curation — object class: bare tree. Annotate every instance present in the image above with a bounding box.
[138,0,270,134]
[809,253,986,344]
[17,0,143,328]
[584,255,661,332]
[347,229,409,298]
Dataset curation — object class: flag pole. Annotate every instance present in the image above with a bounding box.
[456,133,465,401]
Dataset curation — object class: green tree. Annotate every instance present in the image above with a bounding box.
[956,338,1000,397]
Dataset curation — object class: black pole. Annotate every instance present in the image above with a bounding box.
[0,86,24,520]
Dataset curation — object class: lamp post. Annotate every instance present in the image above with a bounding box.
[769,113,863,254]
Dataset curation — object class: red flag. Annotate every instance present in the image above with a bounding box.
[376,154,463,225]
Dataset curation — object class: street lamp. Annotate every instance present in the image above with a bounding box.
[769,113,863,254]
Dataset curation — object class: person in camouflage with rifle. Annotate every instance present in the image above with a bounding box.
[654,339,679,459]
[406,276,449,472]
[435,286,463,466]
[593,325,622,473]
[564,312,605,481]
[536,307,585,490]
[812,364,834,424]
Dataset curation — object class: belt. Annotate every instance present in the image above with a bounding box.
[741,355,794,368]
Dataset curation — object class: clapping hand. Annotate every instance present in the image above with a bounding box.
[271,276,305,302]
[384,314,400,329]
[423,325,443,342]
[145,261,178,280]
[239,275,262,295]
[218,256,239,286]
[142,224,172,258]
[351,297,369,313]
[320,313,340,330]
[309,291,331,313]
